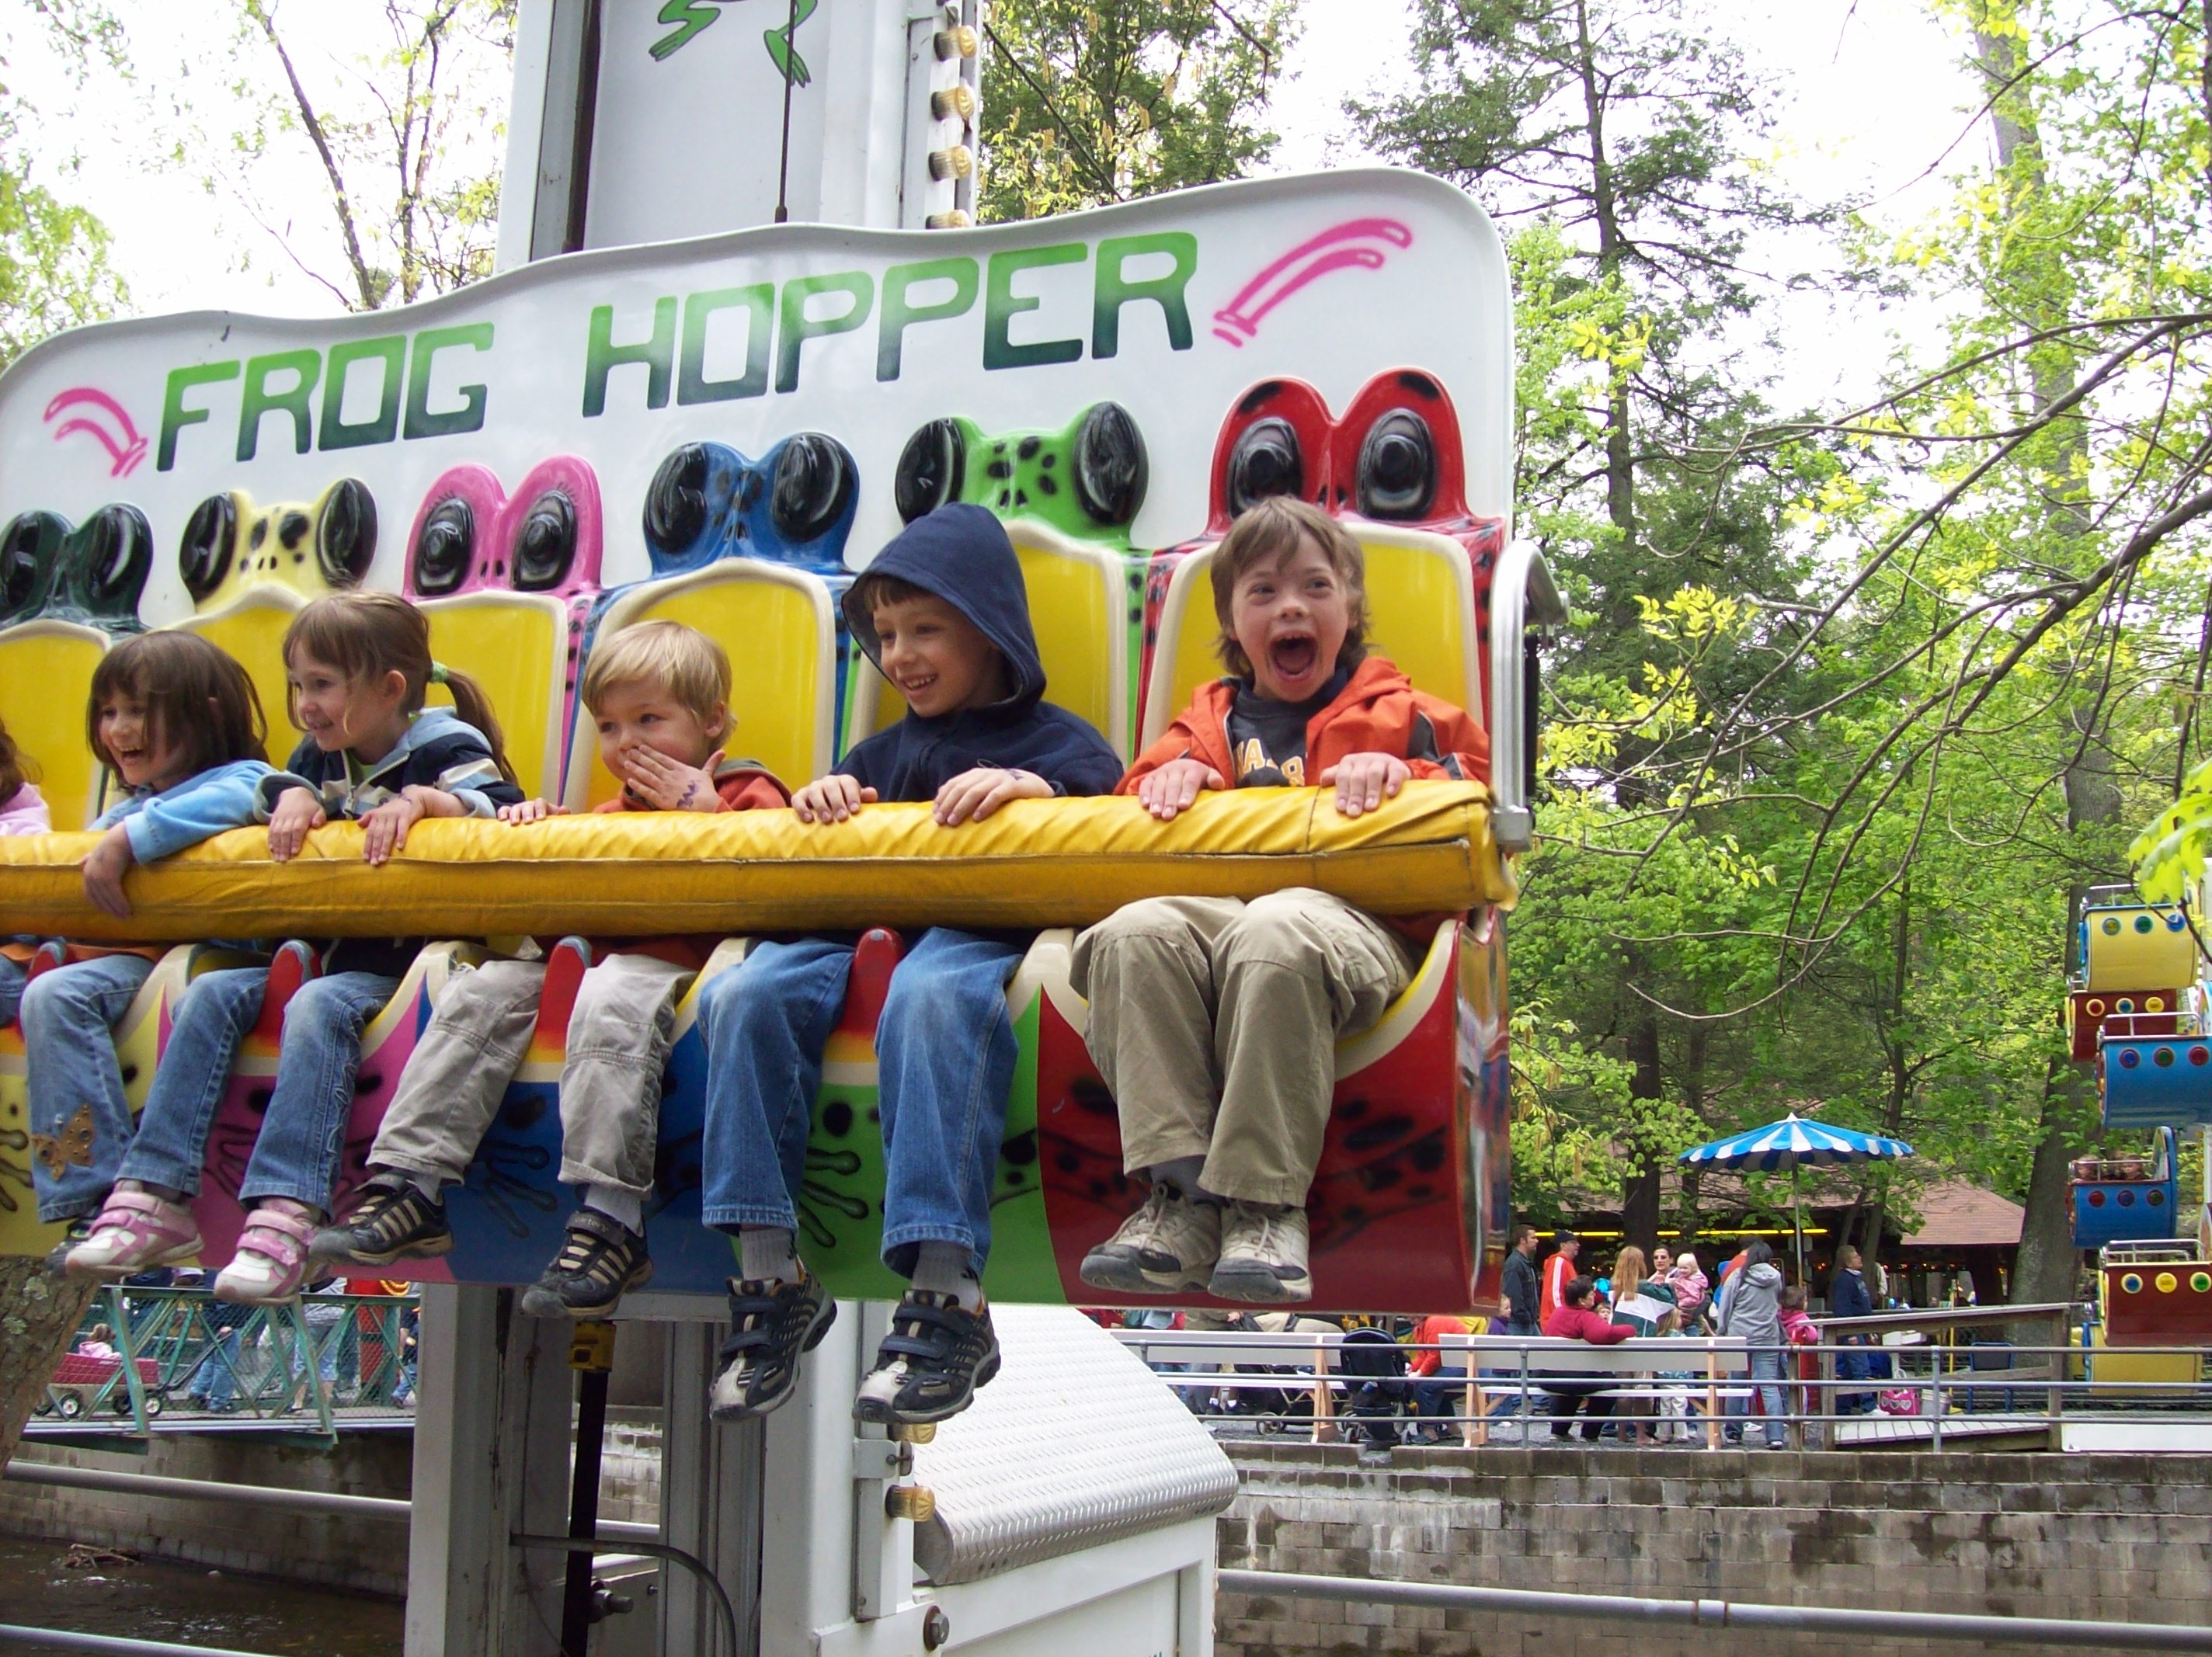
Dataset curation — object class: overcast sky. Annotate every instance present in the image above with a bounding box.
[9,0,1985,409]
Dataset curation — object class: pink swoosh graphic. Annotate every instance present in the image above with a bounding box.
[45,387,149,478]
[1213,217,1415,346]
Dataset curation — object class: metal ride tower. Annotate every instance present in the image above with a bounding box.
[405,8,1227,1655]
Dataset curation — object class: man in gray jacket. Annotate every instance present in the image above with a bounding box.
[1718,1240,1787,1447]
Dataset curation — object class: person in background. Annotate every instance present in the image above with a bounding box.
[1710,1236,1758,1331]
[1667,1249,1710,1328]
[1607,1245,1675,1445]
[1501,1224,1541,1336]
[75,1322,117,1361]
[1779,1284,1822,1445]
[1539,1231,1580,1327]
[1542,1274,1631,1440]
[1830,1243,1876,1415]
[1717,1239,1787,1448]
[1408,1311,1477,1443]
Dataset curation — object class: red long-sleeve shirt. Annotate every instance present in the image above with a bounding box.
[1543,1304,1632,1345]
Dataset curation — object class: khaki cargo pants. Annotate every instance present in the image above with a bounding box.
[1069,888,1415,1207]
[367,952,693,1200]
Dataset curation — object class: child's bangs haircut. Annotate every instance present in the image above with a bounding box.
[1209,497,1369,678]
[86,631,270,777]
[850,569,934,630]
[283,591,517,784]
[583,620,732,740]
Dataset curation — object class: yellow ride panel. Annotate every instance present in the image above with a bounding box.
[171,589,309,755]
[568,565,836,811]
[0,623,109,830]
[423,594,567,802]
[2083,907,2199,992]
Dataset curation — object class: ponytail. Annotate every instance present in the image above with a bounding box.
[284,592,517,787]
[437,665,517,788]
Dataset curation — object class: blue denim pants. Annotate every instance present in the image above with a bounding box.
[117,967,398,1213]
[0,954,26,1026]
[23,953,158,1222]
[698,928,1022,1278]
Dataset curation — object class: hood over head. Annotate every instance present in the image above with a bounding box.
[1743,1262,1784,1289]
[842,503,1044,714]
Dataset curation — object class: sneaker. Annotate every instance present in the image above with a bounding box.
[853,1291,1001,1429]
[64,1188,202,1281]
[212,1198,317,1304]
[43,1218,93,1279]
[311,1179,452,1266]
[519,1208,652,1319]
[1079,1185,1221,1294]
[708,1268,837,1421]
[1208,1202,1312,1303]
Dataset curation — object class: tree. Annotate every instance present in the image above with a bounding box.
[0,0,129,1468]
[976,0,1296,222]
[168,1,516,310]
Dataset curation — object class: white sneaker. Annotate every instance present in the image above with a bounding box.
[1209,1203,1312,1303]
[1080,1185,1221,1294]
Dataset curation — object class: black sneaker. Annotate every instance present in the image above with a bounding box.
[852,1291,1000,1429]
[708,1268,837,1421]
[311,1179,452,1266]
[519,1208,651,1318]
[42,1219,92,1280]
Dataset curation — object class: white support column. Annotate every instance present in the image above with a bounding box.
[659,1320,767,1657]
[757,1301,868,1652]
[404,1284,574,1657]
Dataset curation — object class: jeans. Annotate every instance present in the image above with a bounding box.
[699,928,1022,1277]
[23,954,157,1221]
[0,954,24,1025]
[1546,1381,1614,1440]
[118,967,398,1211]
[1744,1348,1788,1443]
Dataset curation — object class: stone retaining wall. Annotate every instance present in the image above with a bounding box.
[1216,1441,2212,1657]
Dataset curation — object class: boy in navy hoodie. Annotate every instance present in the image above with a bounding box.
[701,504,1121,1428]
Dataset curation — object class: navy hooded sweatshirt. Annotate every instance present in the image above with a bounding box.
[836,504,1123,802]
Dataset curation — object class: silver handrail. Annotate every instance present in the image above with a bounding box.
[1487,537,1567,854]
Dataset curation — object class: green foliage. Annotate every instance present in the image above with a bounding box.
[976,0,1296,222]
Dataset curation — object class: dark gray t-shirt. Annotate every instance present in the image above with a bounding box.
[1226,665,1352,787]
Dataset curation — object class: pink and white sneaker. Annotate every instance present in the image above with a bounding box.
[212,1198,318,1304]
[63,1186,202,1280]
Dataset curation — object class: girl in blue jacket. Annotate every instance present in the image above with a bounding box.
[23,632,272,1232]
[61,592,521,1301]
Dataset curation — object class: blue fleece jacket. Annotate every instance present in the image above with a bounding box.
[93,759,273,863]
[255,706,522,822]
[836,504,1122,802]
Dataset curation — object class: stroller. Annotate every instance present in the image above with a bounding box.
[1337,1326,1413,1448]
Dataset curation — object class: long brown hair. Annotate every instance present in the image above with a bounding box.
[1613,1245,1648,1303]
[0,716,34,804]
[86,631,270,782]
[283,592,516,785]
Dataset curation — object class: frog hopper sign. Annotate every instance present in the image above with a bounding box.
[0,168,1510,616]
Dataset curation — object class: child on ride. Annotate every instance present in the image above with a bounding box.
[1072,496,1488,1304]
[0,715,54,1030]
[61,592,523,1301]
[22,634,271,1228]
[312,620,790,1318]
[701,502,1122,1428]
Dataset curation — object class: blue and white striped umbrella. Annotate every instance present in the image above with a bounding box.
[1678,1114,1915,1280]
[1678,1113,1915,1174]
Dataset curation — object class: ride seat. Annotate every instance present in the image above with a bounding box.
[565,561,839,810]
[845,521,1137,761]
[0,619,111,828]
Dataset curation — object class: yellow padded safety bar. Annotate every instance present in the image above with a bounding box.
[0,780,1512,941]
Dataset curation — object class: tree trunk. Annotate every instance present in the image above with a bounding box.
[1620,999,1665,1250]
[0,1259,96,1468]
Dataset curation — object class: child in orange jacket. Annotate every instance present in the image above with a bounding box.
[1070,497,1487,1302]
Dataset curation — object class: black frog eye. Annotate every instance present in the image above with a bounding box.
[769,432,856,547]
[893,419,967,524]
[82,505,151,610]
[317,479,377,586]
[513,490,578,592]
[1357,408,1436,520]
[179,495,237,605]
[0,514,47,621]
[1226,418,1305,515]
[412,496,474,597]
[645,444,711,554]
[1073,401,1147,526]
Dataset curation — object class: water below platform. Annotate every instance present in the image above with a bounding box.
[0,1536,404,1655]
